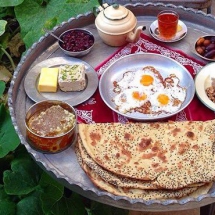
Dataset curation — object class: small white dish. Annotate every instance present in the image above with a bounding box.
[149,20,187,42]
[195,62,215,111]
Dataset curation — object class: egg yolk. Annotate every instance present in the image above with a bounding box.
[132,91,147,101]
[140,75,154,86]
[157,94,169,105]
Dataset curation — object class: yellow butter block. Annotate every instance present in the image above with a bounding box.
[38,68,59,92]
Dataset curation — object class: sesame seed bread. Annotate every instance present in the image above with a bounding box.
[76,144,212,200]
[75,135,205,190]
[78,120,215,190]
[76,135,159,189]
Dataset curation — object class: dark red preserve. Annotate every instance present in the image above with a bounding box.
[59,29,94,52]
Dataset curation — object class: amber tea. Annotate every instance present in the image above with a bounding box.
[157,10,179,40]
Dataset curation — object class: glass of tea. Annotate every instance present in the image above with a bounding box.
[157,10,179,40]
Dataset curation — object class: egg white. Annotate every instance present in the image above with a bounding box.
[150,88,184,114]
[114,71,134,92]
[165,76,186,102]
[114,88,151,113]
[129,68,164,89]
[112,67,187,115]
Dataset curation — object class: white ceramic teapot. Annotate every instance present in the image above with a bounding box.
[94,3,146,46]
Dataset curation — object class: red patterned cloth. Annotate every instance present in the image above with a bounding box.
[76,33,215,123]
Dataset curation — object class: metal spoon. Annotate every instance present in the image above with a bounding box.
[44,29,64,43]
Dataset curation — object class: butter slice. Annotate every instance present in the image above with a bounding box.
[38,68,59,92]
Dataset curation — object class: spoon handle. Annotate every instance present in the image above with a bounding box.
[44,29,64,43]
[49,31,64,43]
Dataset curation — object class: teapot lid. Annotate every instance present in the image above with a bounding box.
[95,4,137,35]
[104,4,128,20]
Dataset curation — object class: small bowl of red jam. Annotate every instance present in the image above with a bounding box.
[25,100,77,153]
[58,28,95,57]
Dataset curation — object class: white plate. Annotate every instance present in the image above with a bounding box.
[149,20,187,42]
[99,53,195,121]
[24,57,98,106]
[195,62,215,111]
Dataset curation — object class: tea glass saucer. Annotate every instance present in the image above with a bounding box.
[149,20,187,42]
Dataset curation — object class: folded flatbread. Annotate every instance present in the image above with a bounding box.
[76,135,204,190]
[76,143,213,200]
[78,120,215,189]
[76,135,159,189]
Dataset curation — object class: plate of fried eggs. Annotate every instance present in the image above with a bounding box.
[99,53,195,121]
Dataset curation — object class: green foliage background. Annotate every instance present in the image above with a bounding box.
[15,0,99,49]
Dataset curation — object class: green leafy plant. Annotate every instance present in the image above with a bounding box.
[0,81,20,158]
[15,0,99,49]
[1,145,81,215]
[0,6,24,83]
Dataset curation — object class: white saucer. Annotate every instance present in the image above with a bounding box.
[195,62,215,111]
[149,20,187,42]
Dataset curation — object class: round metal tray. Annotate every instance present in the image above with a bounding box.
[8,2,215,211]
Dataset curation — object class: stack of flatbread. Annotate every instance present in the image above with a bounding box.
[75,120,215,200]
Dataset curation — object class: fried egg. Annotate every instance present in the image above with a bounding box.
[114,67,165,93]
[150,91,174,113]
[150,87,185,114]
[112,66,187,115]
[114,88,150,113]
[128,67,164,90]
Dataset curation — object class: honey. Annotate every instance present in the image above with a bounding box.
[25,101,77,153]
[28,105,75,137]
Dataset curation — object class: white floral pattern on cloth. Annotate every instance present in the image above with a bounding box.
[135,39,203,75]
[97,45,133,76]
[76,33,215,124]
[76,109,95,124]
[97,35,204,76]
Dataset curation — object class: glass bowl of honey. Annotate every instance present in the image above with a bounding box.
[25,100,77,153]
